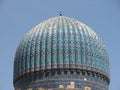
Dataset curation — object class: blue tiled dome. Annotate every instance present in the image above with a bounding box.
[14,16,110,83]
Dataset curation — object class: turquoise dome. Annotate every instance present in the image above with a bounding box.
[14,16,110,80]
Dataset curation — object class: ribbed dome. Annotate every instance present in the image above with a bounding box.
[14,16,110,80]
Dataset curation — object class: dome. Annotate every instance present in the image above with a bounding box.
[14,16,110,90]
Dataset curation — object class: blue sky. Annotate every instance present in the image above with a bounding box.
[0,0,120,90]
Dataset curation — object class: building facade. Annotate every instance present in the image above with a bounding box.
[13,15,110,90]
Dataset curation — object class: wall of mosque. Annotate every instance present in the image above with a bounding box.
[14,70,109,90]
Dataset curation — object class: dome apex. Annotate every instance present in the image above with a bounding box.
[59,10,62,16]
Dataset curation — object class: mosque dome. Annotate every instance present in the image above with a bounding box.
[14,16,110,90]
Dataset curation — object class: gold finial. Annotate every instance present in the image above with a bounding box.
[59,10,62,16]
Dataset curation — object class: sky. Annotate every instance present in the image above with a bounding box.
[0,0,120,90]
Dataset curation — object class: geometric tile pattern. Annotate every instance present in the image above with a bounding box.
[14,16,110,90]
